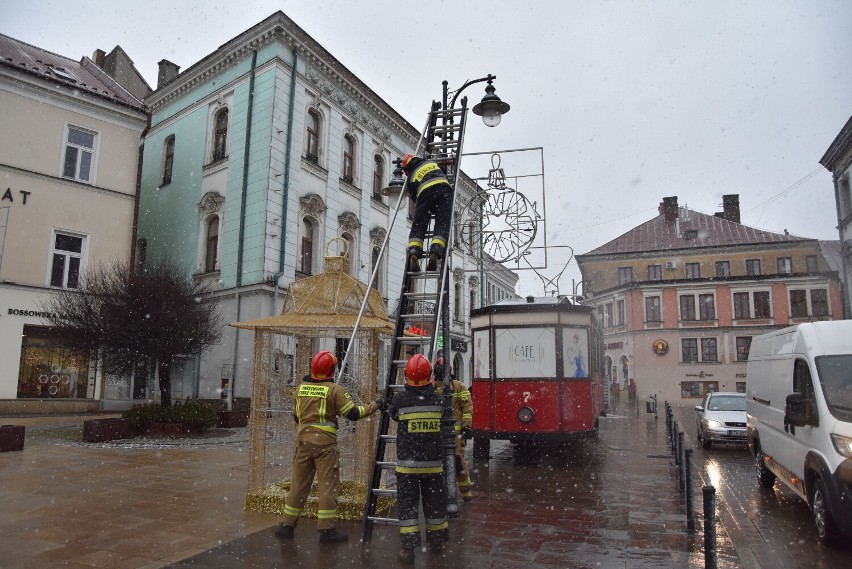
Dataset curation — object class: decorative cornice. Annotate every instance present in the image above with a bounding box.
[198,191,225,216]
[338,211,359,234]
[299,193,325,218]
[369,227,387,247]
[453,269,464,284]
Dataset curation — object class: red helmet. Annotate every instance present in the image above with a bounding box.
[310,350,337,380]
[405,354,432,387]
[401,153,416,171]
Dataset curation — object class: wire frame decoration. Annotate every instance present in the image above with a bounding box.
[231,245,395,519]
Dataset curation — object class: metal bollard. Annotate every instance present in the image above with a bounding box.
[685,449,695,532]
[677,431,685,490]
[703,485,717,569]
[672,420,679,454]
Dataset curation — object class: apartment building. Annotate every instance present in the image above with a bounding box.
[576,195,843,404]
[820,115,852,317]
[136,12,498,400]
[0,34,148,412]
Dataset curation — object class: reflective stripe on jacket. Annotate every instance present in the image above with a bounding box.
[404,157,450,199]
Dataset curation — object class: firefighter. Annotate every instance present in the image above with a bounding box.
[389,354,448,564]
[400,153,453,273]
[433,358,473,502]
[274,350,386,544]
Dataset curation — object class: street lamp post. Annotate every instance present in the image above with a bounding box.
[435,75,509,517]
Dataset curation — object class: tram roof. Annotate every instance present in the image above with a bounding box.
[471,295,594,316]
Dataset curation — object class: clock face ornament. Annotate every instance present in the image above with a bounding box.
[653,339,669,355]
[462,154,541,263]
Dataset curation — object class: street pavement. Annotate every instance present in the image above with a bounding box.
[1,398,845,568]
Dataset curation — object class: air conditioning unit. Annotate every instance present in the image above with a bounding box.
[665,261,677,270]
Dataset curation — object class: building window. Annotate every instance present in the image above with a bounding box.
[342,134,355,183]
[812,289,829,317]
[604,303,613,327]
[776,257,792,274]
[735,290,770,319]
[470,289,476,312]
[618,267,633,284]
[455,283,462,320]
[212,108,228,162]
[701,338,718,362]
[204,217,219,272]
[62,125,96,183]
[806,255,818,273]
[790,289,808,318]
[647,264,662,281]
[699,294,716,320]
[681,381,719,398]
[372,155,384,201]
[17,326,91,399]
[715,261,730,277]
[685,263,701,279]
[162,135,175,185]
[300,218,315,274]
[50,231,85,289]
[371,246,382,293]
[616,300,625,326]
[681,339,698,363]
[746,259,761,276]
[736,382,746,393]
[736,337,752,361]
[342,233,356,276]
[305,109,320,163]
[680,295,696,321]
[754,291,770,318]
[645,296,661,322]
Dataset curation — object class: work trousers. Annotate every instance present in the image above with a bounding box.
[281,439,340,530]
[396,471,448,549]
[455,435,472,497]
[409,183,453,255]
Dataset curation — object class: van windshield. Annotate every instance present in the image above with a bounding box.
[815,355,852,421]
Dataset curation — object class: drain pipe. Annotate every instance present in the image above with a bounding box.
[230,49,258,411]
[272,46,298,311]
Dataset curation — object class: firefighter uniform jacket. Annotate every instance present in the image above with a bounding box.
[403,156,450,200]
[435,379,472,432]
[280,376,379,531]
[292,376,379,445]
[403,157,453,255]
[389,382,448,549]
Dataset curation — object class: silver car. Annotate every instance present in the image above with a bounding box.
[695,392,747,449]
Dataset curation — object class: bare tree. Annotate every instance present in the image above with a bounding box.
[41,260,221,407]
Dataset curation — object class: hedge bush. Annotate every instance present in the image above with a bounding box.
[122,400,217,431]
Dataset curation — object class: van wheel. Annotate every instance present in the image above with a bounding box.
[813,478,841,546]
[755,449,776,489]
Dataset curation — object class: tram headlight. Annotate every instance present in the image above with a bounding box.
[518,406,534,424]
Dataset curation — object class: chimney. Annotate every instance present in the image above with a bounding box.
[722,194,740,224]
[157,59,181,89]
[660,196,679,222]
[93,49,106,68]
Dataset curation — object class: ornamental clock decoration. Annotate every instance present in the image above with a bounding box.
[462,154,541,263]
[653,339,669,356]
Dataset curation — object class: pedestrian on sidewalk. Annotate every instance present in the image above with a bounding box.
[433,358,473,502]
[274,350,386,545]
[401,153,453,273]
[390,354,448,564]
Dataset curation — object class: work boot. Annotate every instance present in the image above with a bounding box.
[406,246,423,273]
[398,547,415,564]
[318,528,348,544]
[461,491,473,503]
[274,523,295,538]
[426,251,440,271]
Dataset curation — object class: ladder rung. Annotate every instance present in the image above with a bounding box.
[400,313,434,319]
[367,516,399,525]
[397,336,432,344]
[377,461,396,469]
[431,108,465,118]
[388,384,406,391]
[371,488,397,497]
[404,292,438,300]
[381,434,397,442]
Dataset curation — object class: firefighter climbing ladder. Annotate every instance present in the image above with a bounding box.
[361,98,470,543]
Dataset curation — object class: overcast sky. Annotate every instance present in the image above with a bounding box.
[5,0,851,296]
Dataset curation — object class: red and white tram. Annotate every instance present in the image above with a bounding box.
[469,296,605,457]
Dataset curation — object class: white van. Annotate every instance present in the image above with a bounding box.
[746,321,852,545]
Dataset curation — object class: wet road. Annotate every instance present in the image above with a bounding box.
[671,405,852,568]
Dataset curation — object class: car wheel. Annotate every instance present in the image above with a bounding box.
[812,478,841,546]
[755,448,776,489]
[701,431,711,449]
